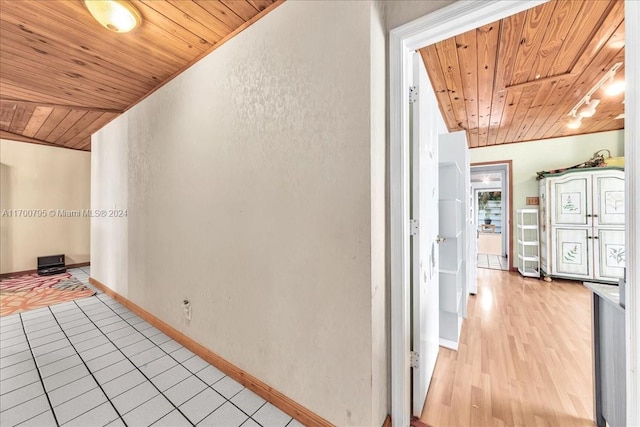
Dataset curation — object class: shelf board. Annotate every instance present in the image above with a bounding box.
[517,239,539,246]
[440,263,463,275]
[517,224,538,229]
[518,254,540,262]
[518,267,540,278]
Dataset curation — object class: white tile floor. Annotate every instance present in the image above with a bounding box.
[0,268,303,427]
[477,254,510,271]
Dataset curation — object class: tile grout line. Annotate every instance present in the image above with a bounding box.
[5,296,288,426]
[90,295,272,426]
[18,312,60,427]
[19,279,285,426]
[47,305,127,427]
[71,298,197,427]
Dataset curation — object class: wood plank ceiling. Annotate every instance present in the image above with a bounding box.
[420,0,625,148]
[0,0,281,151]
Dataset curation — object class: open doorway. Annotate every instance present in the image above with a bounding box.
[471,162,512,271]
[390,1,639,426]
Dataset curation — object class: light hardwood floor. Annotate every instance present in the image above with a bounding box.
[421,269,594,427]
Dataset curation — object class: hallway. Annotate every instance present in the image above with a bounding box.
[421,269,593,426]
[0,269,299,427]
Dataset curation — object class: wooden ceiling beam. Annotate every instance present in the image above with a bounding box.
[0,99,122,114]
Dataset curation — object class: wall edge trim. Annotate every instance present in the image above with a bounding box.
[88,277,334,427]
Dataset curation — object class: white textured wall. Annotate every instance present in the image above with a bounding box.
[92,1,385,425]
[384,0,457,31]
[91,124,128,296]
[0,139,90,274]
[470,130,624,268]
[370,2,387,424]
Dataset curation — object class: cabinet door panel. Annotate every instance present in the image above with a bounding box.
[551,175,589,226]
[539,180,549,272]
[552,227,591,278]
[594,228,625,282]
[594,174,625,226]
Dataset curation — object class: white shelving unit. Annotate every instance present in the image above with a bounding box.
[517,208,540,278]
[438,160,463,349]
[438,130,476,350]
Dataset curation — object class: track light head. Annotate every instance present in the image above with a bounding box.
[567,115,582,129]
[605,80,625,96]
[579,99,600,118]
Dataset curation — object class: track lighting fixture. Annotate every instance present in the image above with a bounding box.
[605,80,625,96]
[579,99,600,118]
[567,114,582,129]
[567,62,624,129]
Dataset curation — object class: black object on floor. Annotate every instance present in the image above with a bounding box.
[37,254,66,276]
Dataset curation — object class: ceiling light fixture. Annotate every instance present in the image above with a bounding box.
[579,98,600,118]
[567,114,582,130]
[84,0,141,33]
[567,62,623,129]
[605,80,625,96]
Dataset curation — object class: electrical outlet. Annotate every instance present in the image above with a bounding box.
[182,299,191,321]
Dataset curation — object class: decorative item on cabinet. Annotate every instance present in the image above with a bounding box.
[535,149,620,179]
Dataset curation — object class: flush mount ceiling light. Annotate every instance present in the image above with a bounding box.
[85,0,141,33]
[567,62,623,129]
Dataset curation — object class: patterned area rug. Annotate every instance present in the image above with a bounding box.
[0,273,95,317]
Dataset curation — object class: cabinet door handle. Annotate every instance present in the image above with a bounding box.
[586,214,592,218]
[587,236,592,239]
[594,236,599,239]
[593,214,599,218]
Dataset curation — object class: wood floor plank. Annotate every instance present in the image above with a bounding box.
[421,269,594,426]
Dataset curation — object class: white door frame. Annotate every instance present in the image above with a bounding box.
[390,1,639,425]
[471,163,510,257]
[624,2,639,425]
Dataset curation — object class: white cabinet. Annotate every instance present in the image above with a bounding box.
[539,168,624,283]
[517,209,540,278]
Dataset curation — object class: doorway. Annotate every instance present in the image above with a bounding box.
[390,1,639,426]
[390,3,539,423]
[471,162,512,271]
